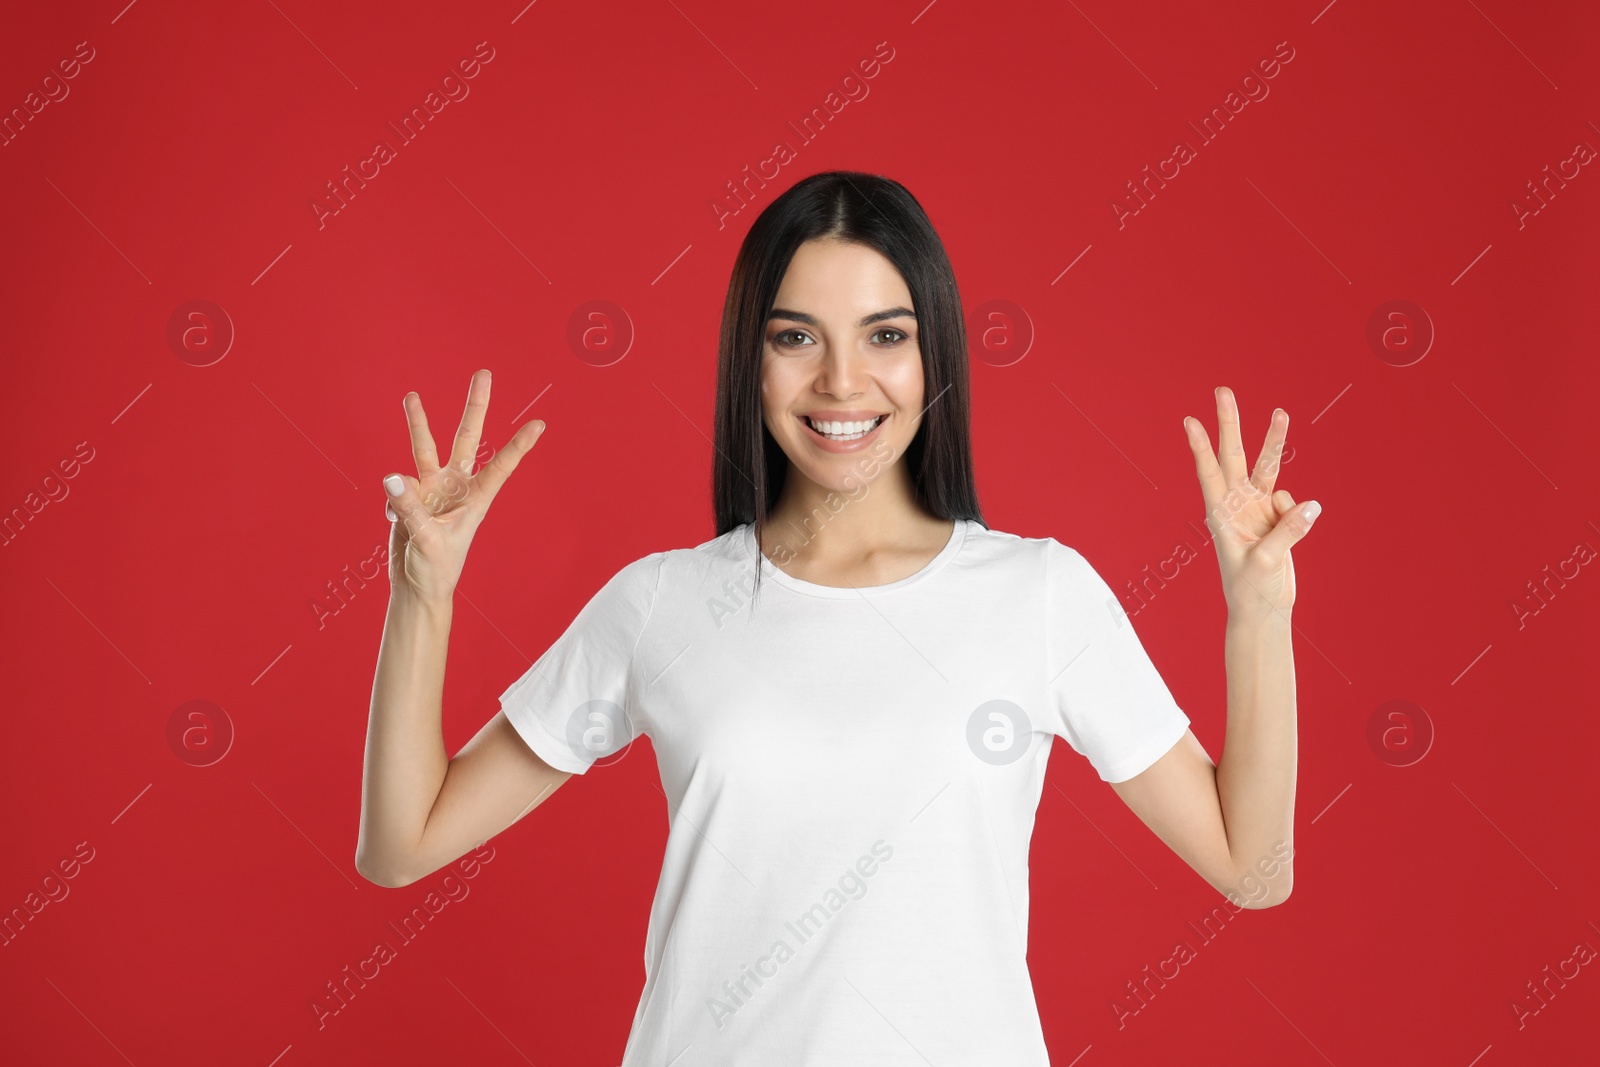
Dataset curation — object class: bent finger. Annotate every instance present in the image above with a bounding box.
[383,472,435,540]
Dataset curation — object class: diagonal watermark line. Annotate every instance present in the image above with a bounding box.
[46,177,151,284]
[909,781,951,824]
[1052,383,1159,488]
[650,779,760,890]
[111,783,153,824]
[654,382,761,494]
[111,383,153,424]
[1451,243,1492,285]
[1054,782,1158,889]
[252,643,294,686]
[252,243,293,285]
[1064,0,1157,89]
[1244,975,1337,1064]
[1309,383,1350,425]
[1451,643,1492,686]
[252,382,360,488]
[1452,382,1557,488]
[508,382,553,427]
[1464,0,1558,89]
[446,176,551,283]
[255,782,362,890]
[445,976,536,1064]
[1051,243,1094,285]
[43,575,151,683]
[1049,640,1091,688]
[44,978,136,1065]
[846,586,949,682]
[1453,782,1557,889]
[653,244,693,285]
[1244,176,1351,285]
[265,0,358,89]
[1309,782,1350,825]
[664,0,758,88]
[842,977,939,1065]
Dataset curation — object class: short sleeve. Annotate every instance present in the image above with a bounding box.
[1044,540,1191,783]
[498,552,664,774]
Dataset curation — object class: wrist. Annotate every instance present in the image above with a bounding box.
[1226,606,1292,634]
[390,583,454,619]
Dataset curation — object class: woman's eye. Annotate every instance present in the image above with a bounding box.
[771,328,908,348]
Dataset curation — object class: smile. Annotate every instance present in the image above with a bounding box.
[801,414,888,442]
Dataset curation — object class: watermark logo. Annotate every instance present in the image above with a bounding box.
[166,300,234,367]
[1365,300,1433,367]
[564,698,637,769]
[969,299,1034,367]
[966,699,1033,765]
[1366,699,1433,767]
[565,299,633,366]
[166,699,234,767]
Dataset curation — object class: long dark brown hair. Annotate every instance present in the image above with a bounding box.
[711,170,986,602]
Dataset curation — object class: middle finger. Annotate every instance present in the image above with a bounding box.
[448,369,492,473]
[1215,386,1248,487]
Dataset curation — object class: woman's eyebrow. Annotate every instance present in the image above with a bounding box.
[767,306,917,327]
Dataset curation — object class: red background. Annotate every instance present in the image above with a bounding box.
[3,1,1597,1064]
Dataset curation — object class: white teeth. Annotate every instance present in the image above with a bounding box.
[806,415,884,439]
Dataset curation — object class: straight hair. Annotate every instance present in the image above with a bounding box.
[711,170,986,604]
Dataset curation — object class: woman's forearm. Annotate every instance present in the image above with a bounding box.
[1213,610,1298,904]
[354,590,454,886]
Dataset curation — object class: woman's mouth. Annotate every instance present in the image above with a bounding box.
[801,413,888,443]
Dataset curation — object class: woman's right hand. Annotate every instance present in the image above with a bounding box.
[382,369,545,606]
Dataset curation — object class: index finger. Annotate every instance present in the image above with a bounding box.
[1185,414,1226,515]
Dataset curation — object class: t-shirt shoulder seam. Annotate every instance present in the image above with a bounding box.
[624,552,667,723]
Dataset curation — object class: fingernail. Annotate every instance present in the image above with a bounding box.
[384,474,405,497]
[1303,500,1322,523]
[385,503,397,522]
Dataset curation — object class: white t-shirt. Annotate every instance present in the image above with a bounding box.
[499,519,1191,1066]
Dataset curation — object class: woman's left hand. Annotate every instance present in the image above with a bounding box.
[1184,386,1321,623]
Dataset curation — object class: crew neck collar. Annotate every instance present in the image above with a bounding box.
[740,520,971,599]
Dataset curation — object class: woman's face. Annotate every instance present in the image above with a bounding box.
[760,238,925,494]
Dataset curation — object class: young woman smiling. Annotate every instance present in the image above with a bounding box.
[355,171,1319,1065]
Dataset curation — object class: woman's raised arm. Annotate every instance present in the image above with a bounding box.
[354,369,561,888]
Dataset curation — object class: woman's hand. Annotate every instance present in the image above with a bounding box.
[1184,386,1320,624]
[383,369,545,606]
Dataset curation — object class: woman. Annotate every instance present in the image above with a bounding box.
[356,171,1317,1064]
